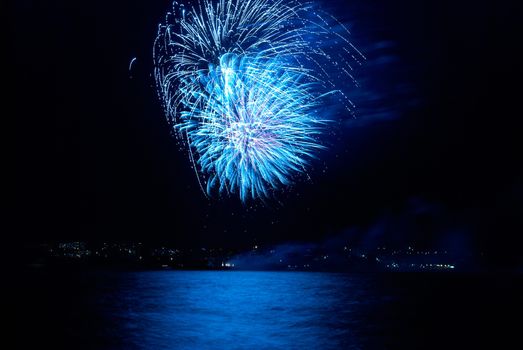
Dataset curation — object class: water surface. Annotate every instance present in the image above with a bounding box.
[14,270,521,349]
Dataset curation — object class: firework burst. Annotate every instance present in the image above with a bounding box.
[154,0,363,201]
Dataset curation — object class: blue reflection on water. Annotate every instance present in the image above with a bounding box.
[93,271,381,349]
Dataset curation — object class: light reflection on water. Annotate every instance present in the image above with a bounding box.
[18,269,521,349]
[93,271,383,349]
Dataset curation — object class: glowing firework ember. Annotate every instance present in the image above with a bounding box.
[154,0,364,201]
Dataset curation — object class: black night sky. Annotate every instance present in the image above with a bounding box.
[9,0,523,268]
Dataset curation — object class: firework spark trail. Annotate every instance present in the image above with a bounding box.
[154,0,364,202]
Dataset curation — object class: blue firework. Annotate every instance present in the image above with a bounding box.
[154,0,363,201]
